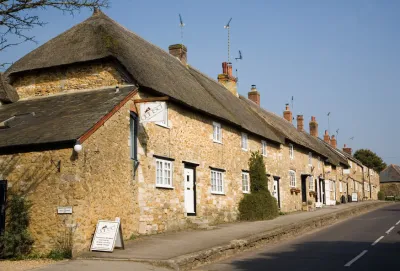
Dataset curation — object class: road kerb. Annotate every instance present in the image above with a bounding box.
[168,201,391,271]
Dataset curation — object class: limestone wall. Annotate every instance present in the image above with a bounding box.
[12,61,124,99]
[0,101,137,255]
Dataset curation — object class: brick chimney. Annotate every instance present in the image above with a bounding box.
[218,62,237,96]
[297,115,304,131]
[168,44,187,65]
[248,85,260,106]
[343,144,352,155]
[283,104,293,123]
[323,130,330,144]
[330,135,337,149]
[309,116,318,137]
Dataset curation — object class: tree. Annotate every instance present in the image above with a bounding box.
[238,151,279,221]
[353,149,387,173]
[0,0,109,67]
[0,195,33,258]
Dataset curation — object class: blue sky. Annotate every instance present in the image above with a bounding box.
[1,0,399,165]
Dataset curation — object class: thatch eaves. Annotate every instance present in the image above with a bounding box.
[0,73,19,103]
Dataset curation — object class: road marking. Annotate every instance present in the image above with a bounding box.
[386,226,395,234]
[396,220,400,226]
[371,236,384,246]
[345,250,368,267]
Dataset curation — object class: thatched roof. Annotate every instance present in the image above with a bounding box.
[0,73,19,103]
[241,96,348,166]
[4,10,349,165]
[0,86,135,151]
[5,10,284,144]
[380,164,400,183]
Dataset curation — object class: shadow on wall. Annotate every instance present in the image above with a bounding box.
[0,153,59,201]
[217,240,400,271]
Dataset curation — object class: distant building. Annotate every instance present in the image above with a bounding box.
[380,165,400,196]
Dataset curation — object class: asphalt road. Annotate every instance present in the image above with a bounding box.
[196,203,400,271]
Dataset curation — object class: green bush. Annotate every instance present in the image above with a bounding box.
[377,191,385,200]
[0,195,34,259]
[239,152,279,221]
[336,201,341,205]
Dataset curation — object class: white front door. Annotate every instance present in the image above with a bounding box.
[325,180,331,205]
[184,168,195,214]
[273,179,279,206]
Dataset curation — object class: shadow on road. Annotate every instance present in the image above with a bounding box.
[217,241,400,271]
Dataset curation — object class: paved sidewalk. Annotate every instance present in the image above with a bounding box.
[82,201,381,261]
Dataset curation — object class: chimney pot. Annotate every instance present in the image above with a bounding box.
[343,144,352,155]
[283,104,293,123]
[323,130,330,143]
[248,85,260,106]
[218,62,237,96]
[330,135,337,149]
[309,116,319,137]
[168,44,187,65]
[297,115,304,132]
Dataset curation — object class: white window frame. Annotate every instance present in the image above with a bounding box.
[289,144,294,159]
[330,180,334,192]
[211,170,224,194]
[339,181,343,192]
[213,122,222,143]
[308,152,312,166]
[241,133,248,151]
[308,176,314,191]
[155,159,173,188]
[261,140,267,157]
[242,172,250,193]
[289,170,296,188]
[155,103,169,128]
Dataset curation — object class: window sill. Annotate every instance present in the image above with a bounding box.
[155,185,174,190]
[211,192,225,195]
[243,191,250,194]
[156,123,170,129]
[213,140,223,144]
[242,148,248,151]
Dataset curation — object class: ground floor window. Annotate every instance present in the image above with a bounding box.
[289,170,296,187]
[242,172,250,193]
[211,170,224,194]
[308,176,314,191]
[156,159,173,188]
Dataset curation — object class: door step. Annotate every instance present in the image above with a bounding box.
[187,217,217,230]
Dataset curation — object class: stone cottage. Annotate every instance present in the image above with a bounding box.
[0,10,379,254]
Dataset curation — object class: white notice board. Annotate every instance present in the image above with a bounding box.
[90,220,124,252]
[352,192,358,202]
[140,102,166,123]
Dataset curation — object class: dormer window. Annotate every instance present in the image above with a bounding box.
[213,122,222,143]
[241,133,248,151]
[261,140,267,156]
[289,144,294,159]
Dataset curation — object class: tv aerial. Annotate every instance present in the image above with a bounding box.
[224,17,232,62]
[235,50,242,61]
[179,14,185,45]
